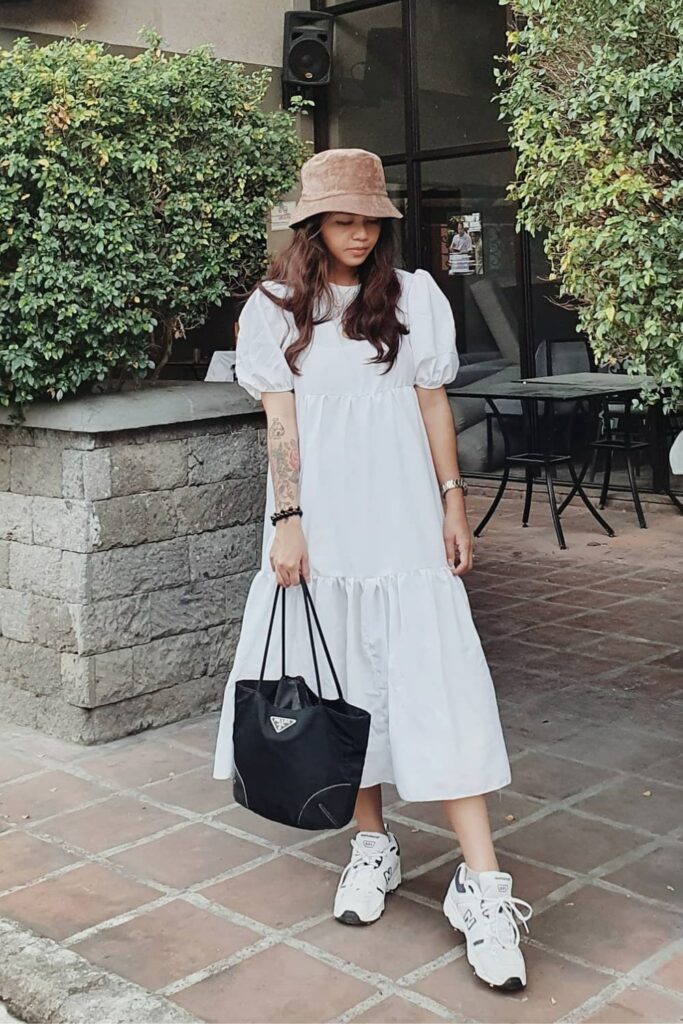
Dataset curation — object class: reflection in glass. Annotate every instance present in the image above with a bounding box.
[421,153,520,365]
[326,3,405,157]
[446,214,483,277]
[416,0,508,150]
[528,232,579,349]
[383,164,408,268]
[420,153,522,475]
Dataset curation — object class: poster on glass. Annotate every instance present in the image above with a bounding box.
[443,213,483,276]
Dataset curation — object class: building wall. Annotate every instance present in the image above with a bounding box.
[0,0,310,66]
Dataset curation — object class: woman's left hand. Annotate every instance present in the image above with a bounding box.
[443,504,474,576]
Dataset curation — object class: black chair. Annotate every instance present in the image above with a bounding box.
[589,395,650,527]
[591,397,683,525]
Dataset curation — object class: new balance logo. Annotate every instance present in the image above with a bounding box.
[270,716,296,734]
[462,908,477,931]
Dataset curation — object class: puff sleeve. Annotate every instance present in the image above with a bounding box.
[234,285,295,401]
[407,269,460,388]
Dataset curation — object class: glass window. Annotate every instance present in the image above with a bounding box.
[319,0,398,11]
[415,0,508,151]
[528,232,581,359]
[420,152,521,364]
[420,152,522,475]
[327,2,405,157]
[383,163,409,267]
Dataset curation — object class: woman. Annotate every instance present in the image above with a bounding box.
[214,148,532,992]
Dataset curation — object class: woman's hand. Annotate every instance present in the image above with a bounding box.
[414,388,473,576]
[269,518,310,588]
[443,498,474,576]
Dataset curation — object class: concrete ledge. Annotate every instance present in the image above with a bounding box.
[0,382,260,434]
[0,917,198,1024]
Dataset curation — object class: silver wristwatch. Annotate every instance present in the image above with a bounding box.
[440,477,468,498]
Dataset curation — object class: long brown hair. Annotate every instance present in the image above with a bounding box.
[253,215,408,378]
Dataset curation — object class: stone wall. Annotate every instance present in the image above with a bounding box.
[0,384,266,742]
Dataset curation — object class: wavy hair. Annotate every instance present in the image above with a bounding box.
[251,214,408,378]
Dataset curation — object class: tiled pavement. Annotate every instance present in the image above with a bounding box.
[1,494,682,1023]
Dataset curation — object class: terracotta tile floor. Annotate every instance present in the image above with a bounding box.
[1,496,682,1022]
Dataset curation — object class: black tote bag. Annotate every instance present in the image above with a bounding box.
[232,575,371,830]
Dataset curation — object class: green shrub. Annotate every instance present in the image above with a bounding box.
[0,32,310,413]
[496,0,683,409]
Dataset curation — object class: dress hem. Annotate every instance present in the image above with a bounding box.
[212,768,512,803]
[252,564,460,584]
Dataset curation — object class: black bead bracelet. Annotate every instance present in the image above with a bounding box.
[271,505,303,526]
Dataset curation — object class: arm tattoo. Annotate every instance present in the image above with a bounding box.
[268,416,300,509]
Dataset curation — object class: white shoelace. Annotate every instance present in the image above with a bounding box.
[343,840,386,892]
[481,893,533,949]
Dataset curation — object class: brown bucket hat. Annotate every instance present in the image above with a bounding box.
[287,148,403,228]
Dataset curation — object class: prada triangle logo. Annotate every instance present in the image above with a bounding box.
[270,716,296,734]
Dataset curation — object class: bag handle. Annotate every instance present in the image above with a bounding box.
[258,575,343,702]
[299,576,344,701]
[259,574,287,683]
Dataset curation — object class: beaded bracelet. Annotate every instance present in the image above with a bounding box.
[270,505,303,526]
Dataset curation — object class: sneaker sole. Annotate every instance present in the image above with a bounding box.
[335,909,376,926]
[334,868,401,926]
[443,886,525,992]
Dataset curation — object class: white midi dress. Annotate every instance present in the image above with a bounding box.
[213,267,511,802]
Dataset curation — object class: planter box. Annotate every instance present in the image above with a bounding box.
[0,382,266,743]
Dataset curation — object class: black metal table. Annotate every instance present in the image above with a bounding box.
[446,373,656,549]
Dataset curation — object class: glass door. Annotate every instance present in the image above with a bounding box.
[326,1,405,157]
[420,152,524,476]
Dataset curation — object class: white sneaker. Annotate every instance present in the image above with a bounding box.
[444,862,533,990]
[334,830,401,925]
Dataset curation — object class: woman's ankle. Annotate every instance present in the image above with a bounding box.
[355,821,387,835]
[464,856,499,874]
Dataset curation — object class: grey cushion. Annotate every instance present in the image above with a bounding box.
[469,277,520,363]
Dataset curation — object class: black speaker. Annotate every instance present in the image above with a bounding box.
[282,11,334,87]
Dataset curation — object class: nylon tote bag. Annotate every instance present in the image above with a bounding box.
[232,575,371,830]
